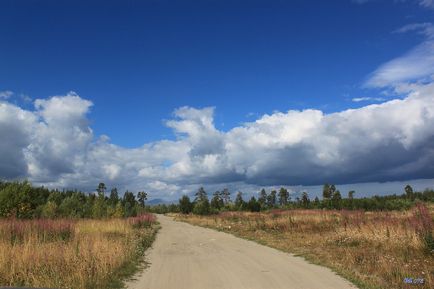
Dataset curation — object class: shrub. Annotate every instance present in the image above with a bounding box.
[193,200,210,215]
[410,202,434,253]
[128,213,156,228]
[179,195,193,214]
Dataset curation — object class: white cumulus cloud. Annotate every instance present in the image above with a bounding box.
[1,82,434,199]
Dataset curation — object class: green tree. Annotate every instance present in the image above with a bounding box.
[405,185,414,199]
[109,188,119,206]
[332,190,342,209]
[83,193,96,218]
[113,202,124,218]
[258,189,267,209]
[47,190,63,206]
[193,198,210,215]
[179,195,193,214]
[221,188,231,205]
[234,191,245,210]
[323,183,331,200]
[123,191,137,217]
[210,191,224,211]
[247,196,261,212]
[193,187,210,215]
[41,201,58,218]
[92,194,107,218]
[194,187,208,202]
[278,187,289,206]
[313,196,320,208]
[348,190,355,209]
[0,181,35,218]
[137,191,148,207]
[301,192,310,208]
[267,190,277,208]
[59,195,84,218]
[97,182,107,197]
[168,203,179,213]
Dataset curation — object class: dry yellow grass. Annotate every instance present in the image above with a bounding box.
[176,206,434,289]
[0,216,157,289]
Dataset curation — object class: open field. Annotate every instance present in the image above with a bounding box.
[175,204,434,289]
[0,214,158,289]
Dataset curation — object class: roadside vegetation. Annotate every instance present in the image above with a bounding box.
[0,180,158,289]
[176,205,433,289]
[0,181,149,219]
[172,185,433,289]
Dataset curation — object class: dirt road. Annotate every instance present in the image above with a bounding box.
[127,215,357,289]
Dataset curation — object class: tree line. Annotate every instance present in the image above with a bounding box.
[0,181,148,219]
[1,180,433,218]
[169,184,434,215]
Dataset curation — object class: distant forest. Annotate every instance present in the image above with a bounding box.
[170,184,434,215]
[0,180,433,219]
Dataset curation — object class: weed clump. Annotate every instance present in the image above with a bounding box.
[411,203,434,253]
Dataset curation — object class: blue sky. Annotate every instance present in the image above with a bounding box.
[1,0,432,146]
[1,0,434,199]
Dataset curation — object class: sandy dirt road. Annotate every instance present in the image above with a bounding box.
[127,215,357,289]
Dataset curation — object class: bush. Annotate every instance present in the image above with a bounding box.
[128,213,157,228]
[247,197,261,212]
[193,200,210,215]
[179,195,193,214]
[384,199,413,211]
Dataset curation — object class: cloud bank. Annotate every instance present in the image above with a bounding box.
[1,80,434,198]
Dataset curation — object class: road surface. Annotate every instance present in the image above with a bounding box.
[127,215,357,289]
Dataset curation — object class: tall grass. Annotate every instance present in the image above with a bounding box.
[0,219,75,243]
[176,205,434,289]
[128,213,157,228]
[0,214,157,289]
[411,203,434,253]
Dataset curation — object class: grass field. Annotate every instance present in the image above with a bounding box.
[175,204,434,289]
[0,214,158,289]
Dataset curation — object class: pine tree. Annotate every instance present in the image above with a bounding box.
[267,190,277,208]
[301,192,310,208]
[193,187,210,215]
[278,187,289,206]
[247,196,260,212]
[137,191,148,207]
[194,187,207,202]
[109,188,119,206]
[313,196,320,208]
[258,189,267,208]
[123,191,137,217]
[113,202,124,218]
[97,183,107,198]
[332,190,342,209]
[405,185,414,199]
[322,183,331,200]
[179,195,193,214]
[221,188,231,204]
[210,191,224,211]
[234,191,245,210]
